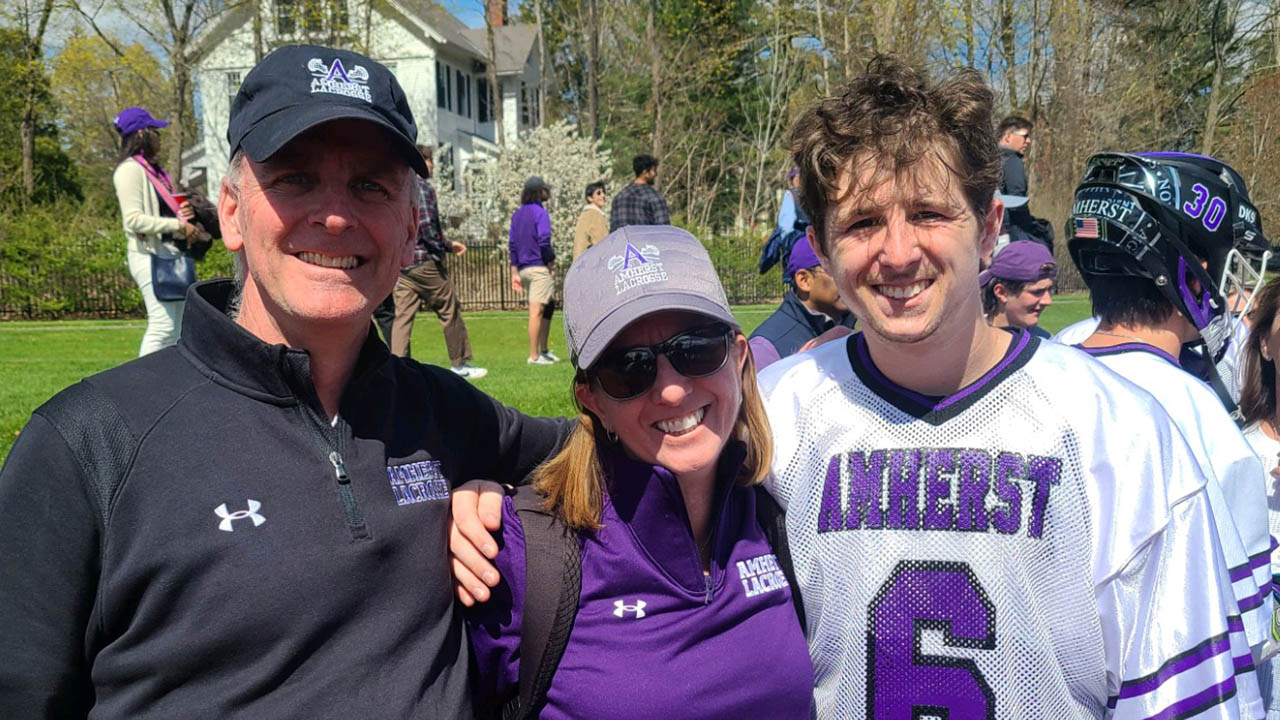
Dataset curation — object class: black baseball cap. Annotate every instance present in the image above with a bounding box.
[227,44,428,176]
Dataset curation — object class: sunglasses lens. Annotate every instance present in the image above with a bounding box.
[594,348,657,400]
[667,331,730,377]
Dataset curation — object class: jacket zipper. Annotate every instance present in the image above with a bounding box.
[299,405,370,540]
[703,572,714,605]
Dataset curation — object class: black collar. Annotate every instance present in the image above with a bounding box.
[178,279,393,412]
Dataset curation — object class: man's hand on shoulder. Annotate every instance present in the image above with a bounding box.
[451,479,507,606]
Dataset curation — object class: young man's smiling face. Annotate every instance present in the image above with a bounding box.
[812,151,1001,346]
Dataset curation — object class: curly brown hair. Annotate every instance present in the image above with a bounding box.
[788,55,1002,252]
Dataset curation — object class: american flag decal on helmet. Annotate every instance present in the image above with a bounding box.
[1075,217,1100,238]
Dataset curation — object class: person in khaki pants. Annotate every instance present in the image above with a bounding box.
[391,145,486,379]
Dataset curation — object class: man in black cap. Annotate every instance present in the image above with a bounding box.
[0,45,562,718]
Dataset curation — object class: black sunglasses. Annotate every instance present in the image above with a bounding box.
[588,323,734,401]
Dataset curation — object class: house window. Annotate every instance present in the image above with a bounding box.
[276,0,296,35]
[436,61,447,109]
[478,78,491,123]
[275,0,348,37]
[226,71,242,107]
[520,83,540,126]
[456,69,470,119]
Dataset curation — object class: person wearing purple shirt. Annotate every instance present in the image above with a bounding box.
[509,176,560,365]
[467,225,813,719]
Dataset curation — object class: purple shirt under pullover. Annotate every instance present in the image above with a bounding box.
[466,443,814,719]
[508,202,554,270]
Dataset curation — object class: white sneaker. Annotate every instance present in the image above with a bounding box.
[451,363,488,379]
[540,350,560,363]
[527,355,555,365]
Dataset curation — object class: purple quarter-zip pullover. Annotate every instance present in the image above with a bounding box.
[466,443,814,718]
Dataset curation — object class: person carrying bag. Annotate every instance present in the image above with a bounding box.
[112,107,214,354]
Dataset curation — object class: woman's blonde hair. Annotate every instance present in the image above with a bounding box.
[531,334,773,531]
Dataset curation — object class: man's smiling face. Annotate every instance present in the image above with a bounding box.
[814,151,1000,345]
[220,119,417,334]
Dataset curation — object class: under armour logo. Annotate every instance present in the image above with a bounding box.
[613,599,647,619]
[214,499,266,532]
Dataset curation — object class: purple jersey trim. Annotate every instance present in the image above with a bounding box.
[1108,630,1232,705]
[1139,675,1236,720]
[845,329,1036,426]
[1074,342,1182,368]
[1230,546,1273,581]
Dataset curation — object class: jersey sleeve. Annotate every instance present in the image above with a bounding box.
[1099,484,1259,719]
[0,413,101,719]
[1210,438,1273,652]
[463,496,527,710]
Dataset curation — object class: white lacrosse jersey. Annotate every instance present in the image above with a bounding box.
[1242,424,1280,719]
[760,330,1260,719]
[1052,316,1101,345]
[1077,343,1271,652]
[1053,317,1249,401]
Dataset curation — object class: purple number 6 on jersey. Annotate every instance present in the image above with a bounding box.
[867,561,996,719]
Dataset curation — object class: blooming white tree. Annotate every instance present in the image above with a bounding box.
[436,120,613,275]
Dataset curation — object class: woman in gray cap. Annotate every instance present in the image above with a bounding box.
[466,225,812,719]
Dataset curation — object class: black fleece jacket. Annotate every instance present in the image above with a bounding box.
[0,279,566,719]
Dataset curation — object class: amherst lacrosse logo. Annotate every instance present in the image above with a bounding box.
[307,58,372,103]
[606,243,665,295]
[613,598,647,619]
[214,499,266,532]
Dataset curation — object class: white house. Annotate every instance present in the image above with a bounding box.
[183,0,542,196]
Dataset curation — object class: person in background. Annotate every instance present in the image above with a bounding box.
[1237,276,1280,719]
[392,144,485,379]
[996,116,1052,249]
[510,176,559,364]
[1068,152,1271,684]
[609,154,670,232]
[748,235,853,370]
[112,106,202,356]
[979,240,1056,339]
[466,225,813,719]
[776,167,808,238]
[572,181,608,260]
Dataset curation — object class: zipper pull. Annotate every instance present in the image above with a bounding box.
[329,451,351,484]
[704,572,713,605]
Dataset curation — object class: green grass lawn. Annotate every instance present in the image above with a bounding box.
[0,294,1095,463]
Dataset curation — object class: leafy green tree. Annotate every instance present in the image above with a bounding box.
[51,31,174,209]
[0,28,81,208]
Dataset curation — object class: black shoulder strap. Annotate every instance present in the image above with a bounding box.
[502,488,582,720]
[36,381,137,524]
[754,485,806,636]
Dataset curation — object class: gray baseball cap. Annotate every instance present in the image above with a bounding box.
[564,225,737,370]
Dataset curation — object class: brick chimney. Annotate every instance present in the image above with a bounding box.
[486,0,506,27]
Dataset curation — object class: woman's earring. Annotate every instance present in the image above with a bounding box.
[605,428,619,444]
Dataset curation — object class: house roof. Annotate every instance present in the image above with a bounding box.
[459,26,537,75]
[192,0,535,73]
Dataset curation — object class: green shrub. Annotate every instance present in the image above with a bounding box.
[0,201,231,318]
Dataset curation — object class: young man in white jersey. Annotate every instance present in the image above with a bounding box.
[758,56,1261,718]
[1068,152,1272,665]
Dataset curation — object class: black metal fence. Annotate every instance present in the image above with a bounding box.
[0,234,784,319]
